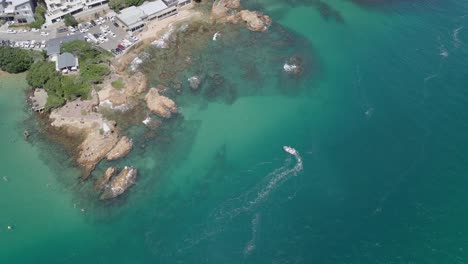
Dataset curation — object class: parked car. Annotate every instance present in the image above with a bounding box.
[6,21,14,26]
[7,29,17,34]
[90,20,97,26]
[117,44,125,50]
[40,31,49,36]
[57,27,68,33]
[31,28,39,32]
[19,29,29,33]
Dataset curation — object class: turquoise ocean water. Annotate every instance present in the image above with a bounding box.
[2,0,468,263]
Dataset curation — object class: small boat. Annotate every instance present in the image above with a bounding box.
[283,146,297,155]
[213,32,221,41]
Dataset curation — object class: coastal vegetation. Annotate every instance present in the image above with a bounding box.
[0,46,43,73]
[111,79,124,89]
[24,40,111,110]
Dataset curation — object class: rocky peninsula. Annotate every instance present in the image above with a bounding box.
[31,0,274,200]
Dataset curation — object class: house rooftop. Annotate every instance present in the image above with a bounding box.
[46,44,60,56]
[57,52,78,69]
[141,0,168,16]
[116,6,146,28]
[47,33,85,48]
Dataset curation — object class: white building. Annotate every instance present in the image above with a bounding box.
[115,0,191,32]
[44,0,108,23]
[0,0,35,23]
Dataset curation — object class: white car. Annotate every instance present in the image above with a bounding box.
[40,43,46,49]
[19,29,28,33]
[7,29,17,34]
[68,26,76,32]
[6,21,14,26]
[40,31,49,36]
[31,28,39,32]
[110,32,116,38]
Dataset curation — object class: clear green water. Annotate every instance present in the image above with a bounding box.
[2,0,468,263]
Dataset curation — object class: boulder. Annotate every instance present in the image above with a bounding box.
[77,123,119,178]
[100,166,137,200]
[145,88,177,118]
[212,0,241,19]
[188,76,202,90]
[95,166,116,191]
[238,10,271,32]
[106,136,133,161]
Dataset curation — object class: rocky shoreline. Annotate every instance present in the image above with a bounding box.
[32,0,274,200]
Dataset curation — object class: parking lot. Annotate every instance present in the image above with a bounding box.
[53,17,138,54]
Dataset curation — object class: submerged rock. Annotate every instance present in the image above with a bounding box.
[188,76,202,90]
[145,88,177,118]
[100,166,137,200]
[106,136,133,161]
[283,56,304,76]
[95,166,116,191]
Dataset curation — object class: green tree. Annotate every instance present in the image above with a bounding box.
[28,5,46,29]
[64,14,78,27]
[26,62,57,87]
[0,47,35,73]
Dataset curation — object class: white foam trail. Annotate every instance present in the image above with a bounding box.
[453,26,463,48]
[214,147,302,220]
[439,43,449,58]
[243,213,260,256]
[179,147,303,252]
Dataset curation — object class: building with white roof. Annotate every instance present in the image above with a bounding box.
[44,0,108,24]
[0,0,35,23]
[115,0,189,32]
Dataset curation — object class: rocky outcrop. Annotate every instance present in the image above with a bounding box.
[237,10,271,32]
[100,166,137,200]
[125,72,148,96]
[77,125,119,178]
[212,0,240,18]
[145,88,177,118]
[95,166,116,191]
[188,76,202,90]
[212,0,271,32]
[106,136,133,161]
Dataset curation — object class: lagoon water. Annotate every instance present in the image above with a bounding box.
[2,0,468,263]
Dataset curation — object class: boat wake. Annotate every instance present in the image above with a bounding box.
[178,147,303,253]
[213,146,303,220]
[243,213,260,256]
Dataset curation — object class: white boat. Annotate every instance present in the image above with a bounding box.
[283,146,297,155]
